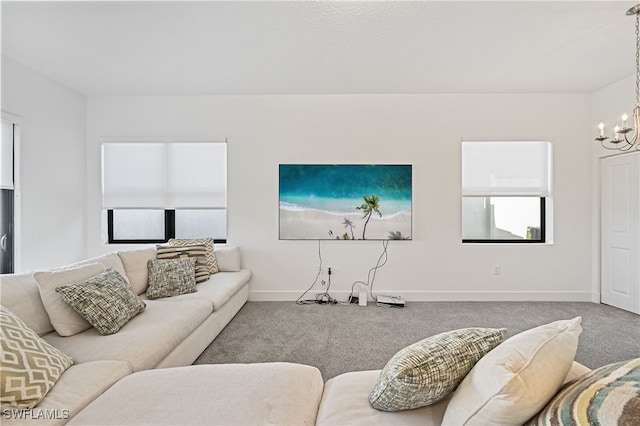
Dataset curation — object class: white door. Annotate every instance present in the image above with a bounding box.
[601,152,640,314]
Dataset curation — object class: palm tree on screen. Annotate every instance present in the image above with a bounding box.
[356,195,381,240]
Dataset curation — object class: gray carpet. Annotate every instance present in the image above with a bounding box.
[194,301,640,381]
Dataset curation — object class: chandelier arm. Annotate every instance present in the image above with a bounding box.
[601,140,625,150]
[594,4,640,150]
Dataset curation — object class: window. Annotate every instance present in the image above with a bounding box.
[102,141,227,244]
[461,141,552,243]
[1,120,15,272]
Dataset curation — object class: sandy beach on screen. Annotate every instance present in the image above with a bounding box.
[279,209,411,240]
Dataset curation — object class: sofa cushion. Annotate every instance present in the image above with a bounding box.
[34,263,107,337]
[0,306,73,408]
[0,272,54,336]
[146,258,197,299]
[318,370,449,426]
[156,244,210,283]
[143,270,252,312]
[169,237,219,274]
[55,269,146,335]
[369,328,505,411]
[68,363,324,426]
[117,247,157,295]
[527,357,640,426]
[66,253,130,287]
[42,299,212,372]
[442,317,582,426]
[1,360,132,426]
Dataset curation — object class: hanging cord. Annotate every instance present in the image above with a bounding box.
[634,10,640,150]
[296,240,324,305]
[296,240,338,305]
[341,240,389,304]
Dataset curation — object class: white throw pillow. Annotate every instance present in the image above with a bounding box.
[34,263,106,337]
[441,317,582,426]
[215,246,241,272]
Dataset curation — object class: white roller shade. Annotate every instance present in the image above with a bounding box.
[461,141,552,197]
[102,142,226,209]
[1,121,13,189]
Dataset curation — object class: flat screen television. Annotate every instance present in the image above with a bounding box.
[279,164,412,240]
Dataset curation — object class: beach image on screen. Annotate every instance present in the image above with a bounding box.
[279,164,412,240]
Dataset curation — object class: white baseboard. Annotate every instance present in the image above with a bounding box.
[249,290,594,302]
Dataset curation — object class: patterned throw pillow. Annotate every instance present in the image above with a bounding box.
[55,269,146,336]
[146,258,198,300]
[527,357,640,426]
[168,238,218,274]
[156,244,210,284]
[0,305,73,408]
[369,328,506,411]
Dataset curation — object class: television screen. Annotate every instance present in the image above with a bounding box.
[279,164,412,240]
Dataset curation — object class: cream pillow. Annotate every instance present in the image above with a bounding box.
[117,247,157,295]
[34,263,106,337]
[442,317,582,426]
[0,305,73,408]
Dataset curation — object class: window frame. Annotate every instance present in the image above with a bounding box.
[462,197,546,244]
[106,209,227,244]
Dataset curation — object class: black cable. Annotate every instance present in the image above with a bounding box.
[296,240,329,305]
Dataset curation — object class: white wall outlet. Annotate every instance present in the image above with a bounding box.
[493,265,501,275]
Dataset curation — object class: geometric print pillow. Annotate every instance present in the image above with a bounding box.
[156,244,210,284]
[55,269,146,336]
[526,357,640,426]
[369,327,506,411]
[0,305,73,408]
[168,238,218,274]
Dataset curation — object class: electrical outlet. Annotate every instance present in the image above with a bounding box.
[493,265,501,275]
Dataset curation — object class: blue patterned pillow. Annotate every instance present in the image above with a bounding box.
[527,357,640,425]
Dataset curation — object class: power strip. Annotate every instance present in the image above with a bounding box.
[376,295,404,308]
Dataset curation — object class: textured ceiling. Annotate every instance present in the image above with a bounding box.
[1,1,637,96]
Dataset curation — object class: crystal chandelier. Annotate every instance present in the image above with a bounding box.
[596,4,640,151]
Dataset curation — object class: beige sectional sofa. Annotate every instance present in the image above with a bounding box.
[0,246,251,425]
[64,318,601,426]
[3,248,636,425]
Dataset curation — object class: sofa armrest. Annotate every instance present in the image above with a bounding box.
[563,360,591,384]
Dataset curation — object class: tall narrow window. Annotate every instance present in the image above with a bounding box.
[461,141,552,243]
[0,120,14,272]
[102,141,227,244]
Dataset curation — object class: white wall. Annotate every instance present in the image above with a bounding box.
[1,56,87,271]
[87,94,593,301]
[590,73,636,302]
